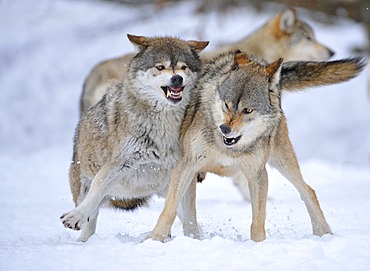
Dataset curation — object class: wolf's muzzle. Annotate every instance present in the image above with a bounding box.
[161,75,185,104]
[219,124,242,146]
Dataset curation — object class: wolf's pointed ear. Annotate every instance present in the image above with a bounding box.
[127,34,149,51]
[187,40,209,53]
[279,9,296,33]
[265,58,283,85]
[234,51,251,66]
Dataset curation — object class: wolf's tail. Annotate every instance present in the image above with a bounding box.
[109,197,150,211]
[280,57,366,92]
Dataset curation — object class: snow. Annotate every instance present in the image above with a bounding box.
[0,0,369,270]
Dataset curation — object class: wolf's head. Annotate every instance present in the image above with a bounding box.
[266,9,334,61]
[210,52,283,149]
[127,34,208,106]
[208,51,364,150]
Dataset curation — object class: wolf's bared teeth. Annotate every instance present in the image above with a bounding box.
[163,86,184,102]
[171,91,182,97]
[223,135,242,146]
[166,88,183,99]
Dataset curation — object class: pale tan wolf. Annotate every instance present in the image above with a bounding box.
[202,8,334,61]
[60,34,209,242]
[80,8,334,115]
[147,51,365,242]
[201,7,335,200]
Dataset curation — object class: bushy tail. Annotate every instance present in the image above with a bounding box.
[280,57,366,92]
[110,197,150,211]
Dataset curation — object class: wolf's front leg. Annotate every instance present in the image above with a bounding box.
[149,156,199,242]
[77,211,99,242]
[243,167,268,242]
[60,163,121,240]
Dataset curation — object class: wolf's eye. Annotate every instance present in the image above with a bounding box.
[224,103,229,110]
[181,65,187,70]
[306,36,312,41]
[242,108,253,114]
[156,65,165,71]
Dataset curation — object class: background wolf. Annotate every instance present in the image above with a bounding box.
[60,34,208,242]
[202,8,334,61]
[147,51,365,242]
[80,8,334,115]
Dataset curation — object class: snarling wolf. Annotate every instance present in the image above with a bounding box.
[147,51,365,242]
[60,34,209,242]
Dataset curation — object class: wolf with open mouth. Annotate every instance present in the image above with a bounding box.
[146,51,365,242]
[61,34,208,242]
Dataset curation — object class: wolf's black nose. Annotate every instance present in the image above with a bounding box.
[171,75,183,86]
[329,49,335,58]
[219,124,231,135]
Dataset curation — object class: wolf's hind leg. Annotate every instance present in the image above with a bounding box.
[231,170,251,201]
[269,116,332,236]
[177,177,202,239]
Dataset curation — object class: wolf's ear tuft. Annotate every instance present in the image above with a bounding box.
[234,51,251,66]
[127,34,149,51]
[187,40,209,53]
[266,58,283,84]
[279,9,296,33]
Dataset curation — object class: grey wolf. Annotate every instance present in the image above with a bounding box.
[147,51,365,242]
[79,8,334,116]
[60,34,209,242]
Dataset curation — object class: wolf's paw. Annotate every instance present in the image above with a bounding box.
[141,231,171,243]
[60,210,89,231]
[183,222,202,240]
[313,223,333,237]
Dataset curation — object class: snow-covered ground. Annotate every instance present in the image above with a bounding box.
[1,0,369,270]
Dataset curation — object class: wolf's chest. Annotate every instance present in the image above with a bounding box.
[203,154,240,177]
[135,112,183,162]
